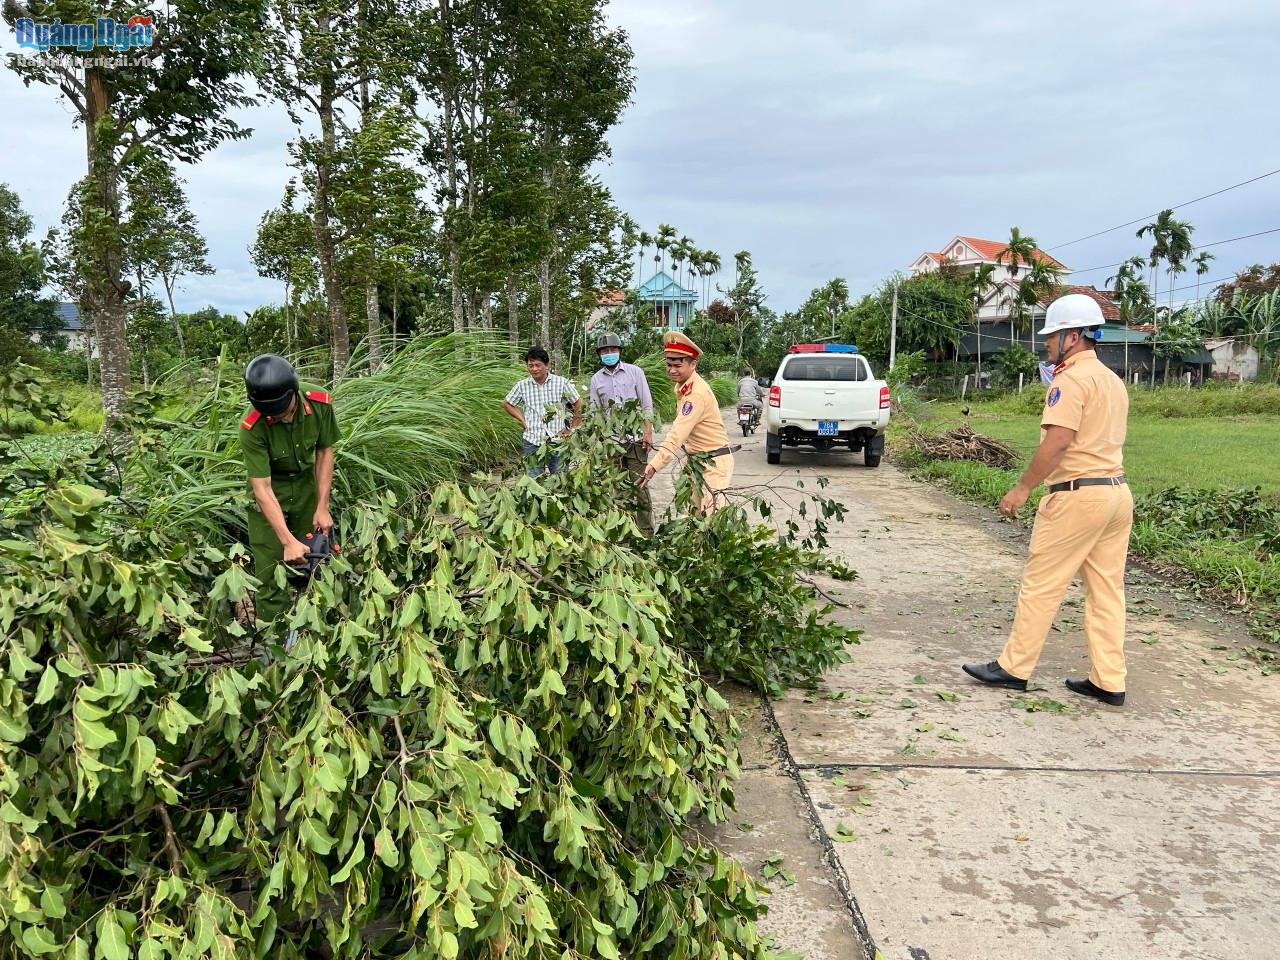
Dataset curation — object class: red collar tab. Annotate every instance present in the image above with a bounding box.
[305,389,330,404]
[240,409,261,430]
[677,382,693,397]
[303,402,312,416]
[1053,362,1067,375]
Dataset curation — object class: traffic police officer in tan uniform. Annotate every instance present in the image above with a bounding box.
[239,354,341,626]
[963,294,1133,705]
[638,331,735,512]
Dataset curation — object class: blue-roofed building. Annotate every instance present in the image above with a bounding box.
[636,272,698,332]
[46,301,94,354]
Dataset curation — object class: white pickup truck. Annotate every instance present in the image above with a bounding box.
[764,343,891,467]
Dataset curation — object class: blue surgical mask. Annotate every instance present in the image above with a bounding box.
[1038,361,1056,385]
[601,353,620,367]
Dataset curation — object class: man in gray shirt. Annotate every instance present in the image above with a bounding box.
[588,332,655,533]
[503,346,582,476]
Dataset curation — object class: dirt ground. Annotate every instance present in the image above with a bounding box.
[656,408,1280,960]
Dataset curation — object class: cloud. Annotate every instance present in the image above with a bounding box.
[603,0,1280,307]
[3,1,1279,321]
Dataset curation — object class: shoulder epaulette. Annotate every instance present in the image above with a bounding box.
[240,409,261,430]
[305,389,331,404]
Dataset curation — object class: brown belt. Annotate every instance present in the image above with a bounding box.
[1048,475,1127,493]
[685,444,740,458]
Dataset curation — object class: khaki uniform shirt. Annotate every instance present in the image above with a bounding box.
[1039,353,1128,486]
[649,372,730,472]
[239,383,341,480]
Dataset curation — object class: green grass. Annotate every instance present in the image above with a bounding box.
[891,398,1280,644]
[915,403,1280,494]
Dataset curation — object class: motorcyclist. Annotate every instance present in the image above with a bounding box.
[737,368,764,425]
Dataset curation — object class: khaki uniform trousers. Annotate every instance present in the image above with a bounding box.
[998,484,1134,693]
[692,453,734,514]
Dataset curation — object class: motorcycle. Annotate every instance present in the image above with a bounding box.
[737,401,761,436]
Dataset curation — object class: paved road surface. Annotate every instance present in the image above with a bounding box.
[660,408,1280,960]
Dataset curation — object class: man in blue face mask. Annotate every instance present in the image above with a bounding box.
[588,331,656,533]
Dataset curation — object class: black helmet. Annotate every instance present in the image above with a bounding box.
[596,331,623,351]
[245,354,299,417]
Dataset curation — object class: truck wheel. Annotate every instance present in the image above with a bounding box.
[767,449,781,465]
[864,450,881,468]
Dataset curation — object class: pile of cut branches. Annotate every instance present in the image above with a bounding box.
[909,423,1019,470]
[0,357,859,959]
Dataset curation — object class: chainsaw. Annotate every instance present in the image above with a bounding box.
[284,528,338,582]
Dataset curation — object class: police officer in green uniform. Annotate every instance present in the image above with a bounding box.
[238,355,341,625]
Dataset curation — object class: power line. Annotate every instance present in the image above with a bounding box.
[1046,166,1280,251]
[1067,227,1280,278]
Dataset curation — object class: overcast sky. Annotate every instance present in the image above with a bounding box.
[3,1,1278,317]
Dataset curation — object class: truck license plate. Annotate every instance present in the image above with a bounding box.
[817,420,839,436]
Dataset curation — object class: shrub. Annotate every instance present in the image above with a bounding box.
[0,355,860,958]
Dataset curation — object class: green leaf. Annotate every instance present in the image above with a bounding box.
[34,664,59,705]
[300,818,336,856]
[96,911,128,960]
[833,822,859,843]
[22,925,59,956]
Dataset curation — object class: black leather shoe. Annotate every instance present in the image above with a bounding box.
[1065,677,1125,706]
[962,660,1027,690]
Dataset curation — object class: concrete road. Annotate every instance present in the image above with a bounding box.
[661,409,1280,960]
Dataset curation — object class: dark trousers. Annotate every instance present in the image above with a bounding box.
[621,441,654,535]
[247,474,317,626]
[522,439,563,477]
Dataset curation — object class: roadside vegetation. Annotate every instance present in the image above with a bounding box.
[891,384,1280,653]
[0,347,856,958]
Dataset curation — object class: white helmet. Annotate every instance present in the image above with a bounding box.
[1038,293,1104,336]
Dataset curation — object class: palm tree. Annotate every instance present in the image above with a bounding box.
[1017,258,1065,350]
[655,224,675,329]
[1164,217,1194,311]
[635,230,652,328]
[997,227,1038,279]
[1192,250,1215,306]
[733,250,750,289]
[636,230,652,292]
[969,263,997,387]
[671,237,692,326]
[1108,256,1149,381]
[1137,210,1177,383]
[703,251,722,306]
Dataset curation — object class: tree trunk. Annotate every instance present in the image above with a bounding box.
[84,68,130,423]
[311,12,350,380]
[1150,264,1159,387]
[161,274,187,356]
[439,0,465,333]
[365,278,382,371]
[506,273,520,355]
[537,256,552,348]
[391,282,399,344]
[481,292,493,331]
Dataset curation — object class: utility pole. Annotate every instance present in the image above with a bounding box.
[889,279,899,370]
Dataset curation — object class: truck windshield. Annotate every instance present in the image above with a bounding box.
[782,356,866,381]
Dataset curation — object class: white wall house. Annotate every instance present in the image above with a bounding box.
[586,289,626,335]
[1205,338,1259,381]
[910,236,1070,323]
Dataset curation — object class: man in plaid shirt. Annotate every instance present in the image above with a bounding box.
[503,346,582,476]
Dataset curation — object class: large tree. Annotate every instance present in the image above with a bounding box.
[121,151,213,356]
[3,0,267,420]
[0,183,60,366]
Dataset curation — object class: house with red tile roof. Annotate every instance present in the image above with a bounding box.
[911,236,1071,323]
